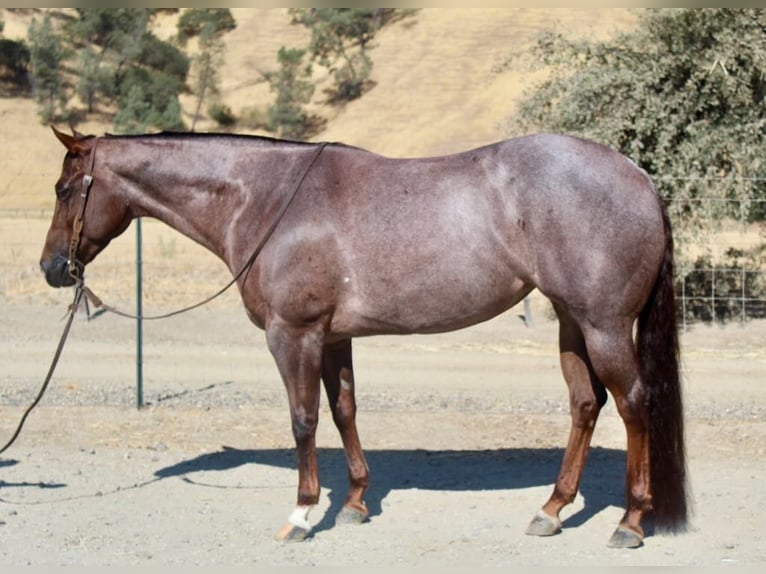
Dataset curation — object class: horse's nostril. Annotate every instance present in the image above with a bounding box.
[40,259,53,278]
[40,253,76,288]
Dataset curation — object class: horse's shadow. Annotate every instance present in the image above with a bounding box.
[154,445,626,534]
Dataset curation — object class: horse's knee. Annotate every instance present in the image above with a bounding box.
[291,412,319,443]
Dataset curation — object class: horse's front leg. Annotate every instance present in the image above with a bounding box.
[266,317,325,542]
[321,339,370,526]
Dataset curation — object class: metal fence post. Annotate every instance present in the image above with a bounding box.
[136,217,144,409]
[742,267,746,325]
[523,296,533,327]
[681,274,687,332]
[711,266,716,323]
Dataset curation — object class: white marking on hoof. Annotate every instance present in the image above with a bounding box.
[276,522,310,542]
[288,505,312,531]
[275,505,313,542]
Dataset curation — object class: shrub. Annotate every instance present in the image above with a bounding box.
[207,102,236,127]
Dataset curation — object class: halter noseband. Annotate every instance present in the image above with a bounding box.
[67,137,99,282]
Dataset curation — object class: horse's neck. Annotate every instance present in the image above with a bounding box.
[105,138,282,264]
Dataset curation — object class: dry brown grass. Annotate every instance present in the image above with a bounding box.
[0,8,639,207]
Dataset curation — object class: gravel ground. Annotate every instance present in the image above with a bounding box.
[1,297,765,566]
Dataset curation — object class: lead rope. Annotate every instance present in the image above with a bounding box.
[0,285,84,455]
[0,141,329,455]
[0,140,99,455]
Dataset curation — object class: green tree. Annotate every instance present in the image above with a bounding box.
[113,84,151,134]
[289,8,404,102]
[177,9,237,131]
[66,8,188,132]
[176,8,235,46]
[75,45,108,113]
[190,24,223,130]
[266,46,314,139]
[27,13,69,123]
[114,82,183,135]
[507,9,766,233]
[0,13,30,92]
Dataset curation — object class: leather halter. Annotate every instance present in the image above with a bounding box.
[67,137,99,282]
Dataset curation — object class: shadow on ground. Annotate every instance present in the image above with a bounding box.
[154,445,626,535]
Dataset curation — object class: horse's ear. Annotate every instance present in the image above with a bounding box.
[51,125,90,154]
[52,125,77,151]
[72,127,86,139]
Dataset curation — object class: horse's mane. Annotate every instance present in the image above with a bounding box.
[101,130,355,150]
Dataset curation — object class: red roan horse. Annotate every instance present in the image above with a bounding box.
[40,127,688,548]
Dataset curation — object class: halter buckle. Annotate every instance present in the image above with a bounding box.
[82,174,93,188]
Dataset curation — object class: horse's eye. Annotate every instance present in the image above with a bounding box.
[55,181,71,200]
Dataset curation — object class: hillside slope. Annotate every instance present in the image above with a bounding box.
[0,8,637,209]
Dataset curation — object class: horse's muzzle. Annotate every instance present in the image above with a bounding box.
[40,253,79,288]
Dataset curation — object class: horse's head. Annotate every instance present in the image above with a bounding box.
[40,127,132,288]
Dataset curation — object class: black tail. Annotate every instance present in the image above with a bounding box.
[637,203,690,533]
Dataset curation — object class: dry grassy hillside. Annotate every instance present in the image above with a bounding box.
[0,8,637,211]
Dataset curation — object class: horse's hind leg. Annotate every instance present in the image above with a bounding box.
[321,339,370,526]
[581,322,652,548]
[526,306,607,537]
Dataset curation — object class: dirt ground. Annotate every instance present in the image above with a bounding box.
[1,290,765,567]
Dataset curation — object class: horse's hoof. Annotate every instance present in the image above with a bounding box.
[275,522,311,542]
[525,510,562,537]
[335,504,369,526]
[607,526,643,548]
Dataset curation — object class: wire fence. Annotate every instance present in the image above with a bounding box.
[678,267,766,330]
[652,178,766,328]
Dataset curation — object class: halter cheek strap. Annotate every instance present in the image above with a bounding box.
[68,137,99,281]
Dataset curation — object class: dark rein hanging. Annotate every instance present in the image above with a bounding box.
[78,139,330,320]
[0,140,329,455]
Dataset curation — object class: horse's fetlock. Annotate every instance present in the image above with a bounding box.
[628,489,653,513]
